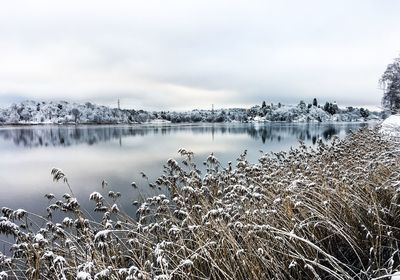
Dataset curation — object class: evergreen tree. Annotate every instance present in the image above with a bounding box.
[262,101,266,108]
[324,102,330,113]
[360,108,370,118]
[323,102,337,115]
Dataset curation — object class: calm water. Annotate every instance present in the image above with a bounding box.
[0,122,369,218]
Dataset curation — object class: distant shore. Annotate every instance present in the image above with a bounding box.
[0,119,380,127]
[0,100,383,125]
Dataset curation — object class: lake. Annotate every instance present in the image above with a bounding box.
[0,122,370,219]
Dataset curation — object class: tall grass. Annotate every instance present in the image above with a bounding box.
[1,127,400,279]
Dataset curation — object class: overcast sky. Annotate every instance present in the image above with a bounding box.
[0,0,399,110]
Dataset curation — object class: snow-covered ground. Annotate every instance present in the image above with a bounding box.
[0,100,383,125]
[380,114,400,137]
[392,272,400,280]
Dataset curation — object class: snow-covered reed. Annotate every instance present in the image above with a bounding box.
[1,127,400,279]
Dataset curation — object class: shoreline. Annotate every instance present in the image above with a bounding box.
[0,119,380,128]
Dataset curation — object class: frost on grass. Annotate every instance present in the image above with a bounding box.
[89,192,103,202]
[0,218,19,236]
[0,272,8,280]
[1,127,400,279]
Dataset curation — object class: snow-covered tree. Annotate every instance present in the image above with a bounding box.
[298,100,307,110]
[323,102,338,115]
[380,56,400,114]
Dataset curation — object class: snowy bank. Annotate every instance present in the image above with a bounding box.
[392,272,400,280]
[380,114,400,137]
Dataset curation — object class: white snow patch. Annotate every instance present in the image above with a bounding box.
[34,233,46,243]
[94,230,111,241]
[77,271,93,280]
[180,259,193,267]
[391,272,400,280]
[380,115,400,137]
[94,268,111,279]
[148,119,171,124]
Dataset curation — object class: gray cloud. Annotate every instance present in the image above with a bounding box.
[0,0,399,110]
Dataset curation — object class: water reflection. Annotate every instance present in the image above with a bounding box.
[0,123,368,148]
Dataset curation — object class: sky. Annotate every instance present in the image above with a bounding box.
[0,0,400,111]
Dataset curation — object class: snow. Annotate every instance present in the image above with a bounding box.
[0,219,19,234]
[148,119,171,124]
[94,268,111,279]
[94,230,111,242]
[110,204,120,213]
[288,260,297,269]
[380,114,400,137]
[392,272,400,280]
[0,100,382,125]
[89,192,103,202]
[77,271,93,280]
[154,275,169,280]
[12,209,26,220]
[34,233,46,243]
[180,259,193,267]
[62,217,73,225]
[42,251,55,259]
[53,256,66,266]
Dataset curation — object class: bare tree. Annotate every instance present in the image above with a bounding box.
[71,108,81,123]
[380,56,400,114]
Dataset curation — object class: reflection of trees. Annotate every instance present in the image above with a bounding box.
[0,123,369,148]
[322,126,338,140]
[242,123,369,144]
[0,126,152,147]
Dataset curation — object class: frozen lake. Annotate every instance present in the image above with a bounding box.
[0,122,370,217]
